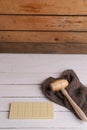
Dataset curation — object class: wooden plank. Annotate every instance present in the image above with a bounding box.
[0,112,86,128]
[0,72,87,85]
[0,72,59,85]
[0,54,87,73]
[0,16,87,31]
[0,98,68,112]
[3,129,86,130]
[0,42,87,54]
[0,84,87,98]
[3,129,87,130]
[0,85,43,97]
[0,0,87,15]
[1,31,87,43]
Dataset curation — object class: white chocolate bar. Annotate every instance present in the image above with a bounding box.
[9,102,54,119]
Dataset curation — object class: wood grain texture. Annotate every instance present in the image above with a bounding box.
[0,16,87,31]
[0,0,87,53]
[0,42,87,54]
[0,0,87,15]
[0,31,87,43]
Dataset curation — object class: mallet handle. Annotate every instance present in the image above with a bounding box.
[61,88,87,121]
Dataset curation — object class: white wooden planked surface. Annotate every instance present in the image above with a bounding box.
[0,54,87,130]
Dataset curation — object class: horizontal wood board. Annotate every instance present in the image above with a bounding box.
[0,0,87,15]
[0,0,87,53]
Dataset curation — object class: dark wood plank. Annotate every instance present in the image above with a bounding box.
[0,16,87,31]
[0,43,87,54]
[0,31,87,43]
[0,0,87,15]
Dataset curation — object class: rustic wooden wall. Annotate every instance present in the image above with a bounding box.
[0,0,87,53]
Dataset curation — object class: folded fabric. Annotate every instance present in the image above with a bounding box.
[42,70,87,119]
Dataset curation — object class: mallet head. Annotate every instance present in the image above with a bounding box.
[50,79,69,91]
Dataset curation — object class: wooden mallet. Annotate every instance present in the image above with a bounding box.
[50,79,87,121]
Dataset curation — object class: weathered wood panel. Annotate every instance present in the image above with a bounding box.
[0,16,87,31]
[0,0,87,53]
[0,31,87,43]
[0,0,87,15]
[0,43,87,54]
